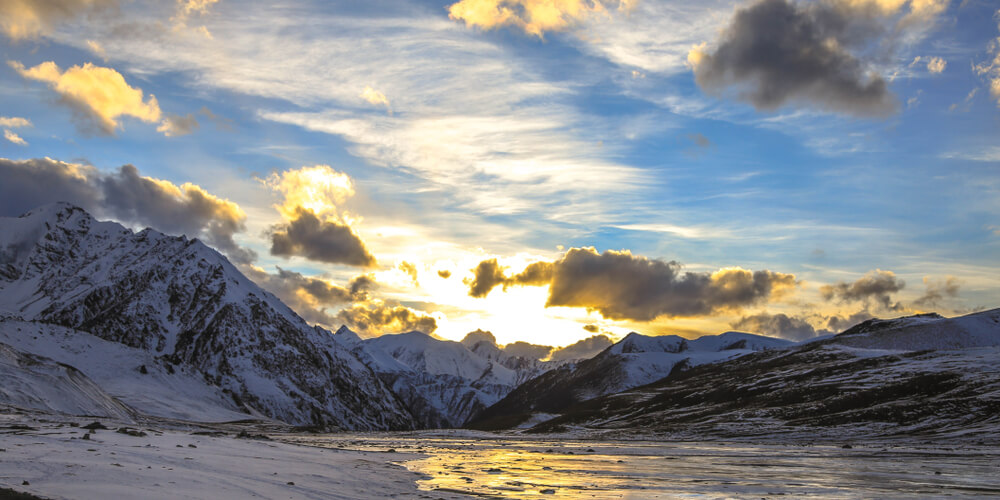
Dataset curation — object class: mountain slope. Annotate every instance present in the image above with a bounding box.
[467,330,792,430]
[530,309,1000,440]
[336,327,540,427]
[0,203,414,430]
[0,342,135,420]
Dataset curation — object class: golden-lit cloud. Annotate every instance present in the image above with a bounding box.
[85,40,108,61]
[4,130,28,146]
[264,165,376,267]
[447,0,634,38]
[466,247,798,322]
[171,0,220,36]
[0,0,119,40]
[265,164,354,219]
[0,117,32,128]
[360,86,391,114]
[336,300,438,336]
[1,116,31,146]
[9,61,162,135]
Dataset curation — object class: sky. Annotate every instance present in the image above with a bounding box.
[1,0,998,348]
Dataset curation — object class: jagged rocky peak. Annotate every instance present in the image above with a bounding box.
[0,205,417,430]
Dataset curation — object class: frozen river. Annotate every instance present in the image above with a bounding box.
[290,433,1000,498]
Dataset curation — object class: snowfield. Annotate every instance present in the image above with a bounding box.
[0,415,468,500]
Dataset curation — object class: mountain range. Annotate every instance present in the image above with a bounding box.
[2,203,998,440]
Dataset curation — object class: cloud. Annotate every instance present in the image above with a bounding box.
[399,261,419,285]
[243,265,374,326]
[437,269,452,279]
[819,269,905,310]
[687,0,913,117]
[336,300,438,336]
[85,39,108,61]
[264,164,354,220]
[503,341,553,360]
[0,117,32,128]
[687,132,712,148]
[3,130,28,146]
[465,258,553,297]
[914,276,960,307]
[263,165,376,267]
[171,0,220,35]
[157,113,199,137]
[731,312,827,340]
[582,323,600,333]
[198,106,234,131]
[973,12,1000,107]
[466,259,508,298]
[0,157,253,264]
[548,334,613,362]
[0,0,119,40]
[467,248,798,321]
[824,309,875,332]
[447,0,634,38]
[9,60,162,135]
[360,86,391,114]
[925,56,946,74]
[269,207,376,268]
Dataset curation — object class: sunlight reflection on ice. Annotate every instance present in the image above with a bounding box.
[285,434,1000,498]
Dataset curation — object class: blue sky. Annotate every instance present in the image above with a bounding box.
[1,0,998,346]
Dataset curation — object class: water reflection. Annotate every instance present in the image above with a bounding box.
[285,433,1000,498]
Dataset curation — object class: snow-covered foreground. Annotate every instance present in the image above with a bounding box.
[0,414,466,500]
[4,413,1000,500]
[290,432,1000,499]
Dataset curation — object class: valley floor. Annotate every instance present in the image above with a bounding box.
[0,413,466,500]
[4,411,1000,499]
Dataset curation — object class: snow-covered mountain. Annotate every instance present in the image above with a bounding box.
[468,330,792,430]
[528,309,1000,440]
[0,203,414,430]
[334,327,562,427]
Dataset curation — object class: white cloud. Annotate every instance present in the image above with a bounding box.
[56,4,645,224]
[3,129,28,145]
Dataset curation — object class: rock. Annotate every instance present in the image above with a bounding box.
[82,422,108,430]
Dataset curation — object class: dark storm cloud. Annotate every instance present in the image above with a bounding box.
[0,157,102,215]
[731,312,829,341]
[824,309,876,332]
[466,259,507,298]
[820,269,904,310]
[914,276,960,308]
[503,341,553,360]
[467,248,798,322]
[243,266,376,327]
[0,157,254,264]
[336,301,438,336]
[548,334,613,362]
[690,0,898,117]
[269,207,377,268]
[465,259,553,298]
